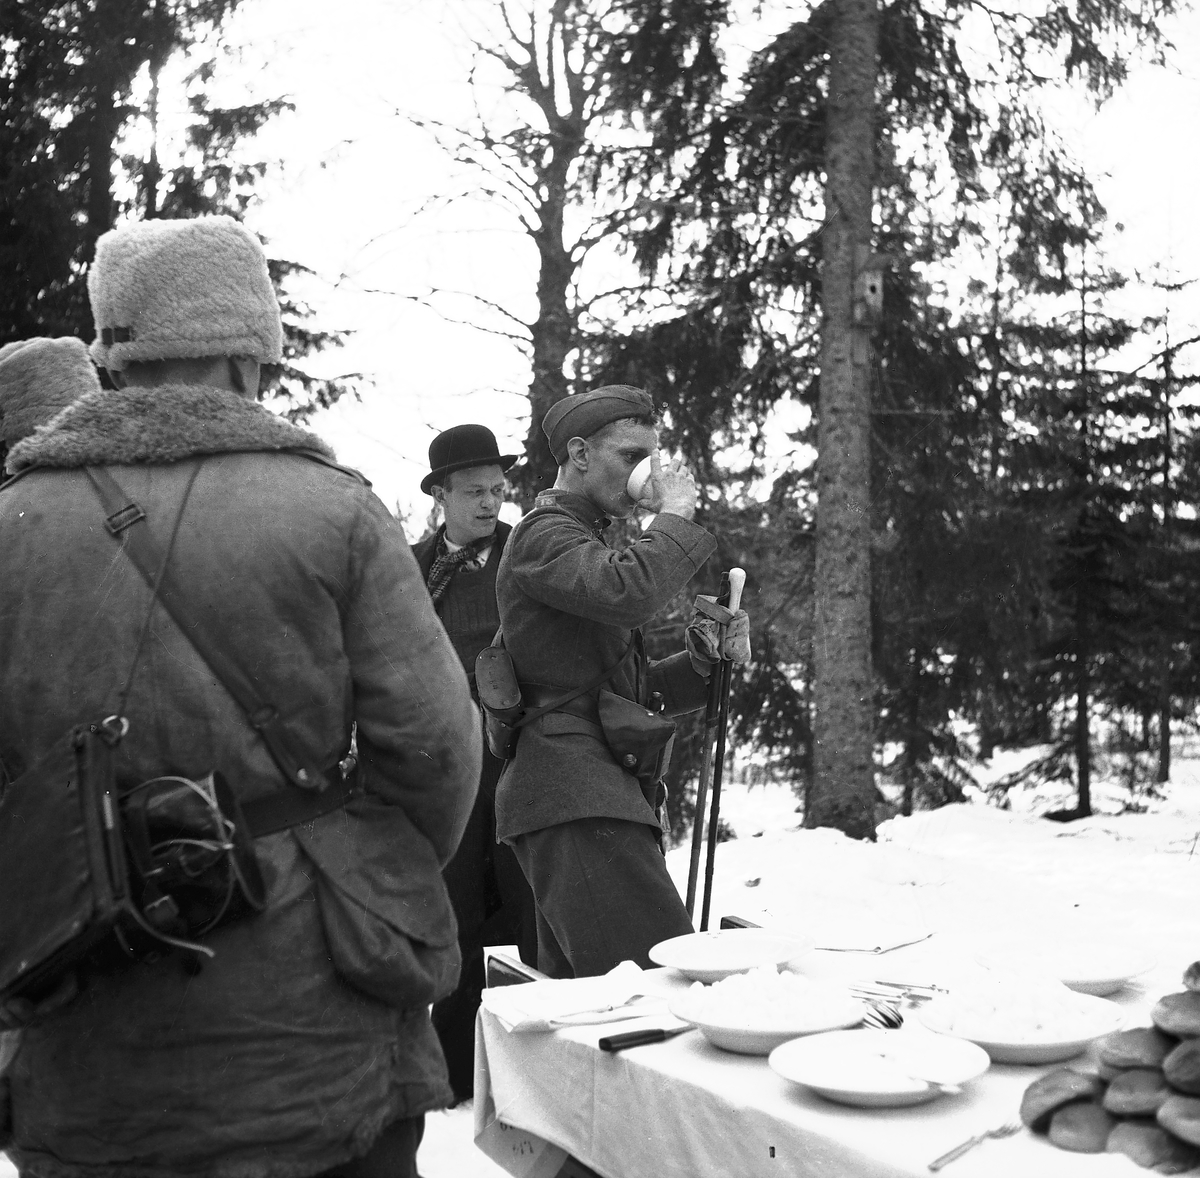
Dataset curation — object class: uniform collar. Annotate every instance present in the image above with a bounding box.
[534,488,610,534]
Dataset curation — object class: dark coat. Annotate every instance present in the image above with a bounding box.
[494,489,717,842]
[411,521,511,681]
[411,520,512,581]
[0,384,480,1178]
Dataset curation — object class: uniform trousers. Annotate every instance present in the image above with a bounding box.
[511,816,694,979]
[313,1116,423,1178]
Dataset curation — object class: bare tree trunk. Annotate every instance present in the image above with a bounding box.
[1075,588,1092,817]
[809,0,879,840]
[1158,651,1171,783]
[85,65,116,263]
[522,147,576,500]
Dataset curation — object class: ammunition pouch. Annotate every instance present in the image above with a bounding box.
[476,647,523,760]
[597,689,677,804]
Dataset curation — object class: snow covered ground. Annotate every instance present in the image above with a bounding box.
[5,746,1199,1177]
[421,745,1200,1177]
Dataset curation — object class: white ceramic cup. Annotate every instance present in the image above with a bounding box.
[627,454,655,502]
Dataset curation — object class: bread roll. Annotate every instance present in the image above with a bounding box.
[1021,1069,1104,1133]
[1164,1039,1200,1096]
[1159,1094,1200,1147]
[1103,1068,1170,1116]
[1107,1120,1200,1174]
[1182,961,1200,992]
[1153,992,1200,1039]
[1048,1101,1116,1153]
[1100,1027,1177,1069]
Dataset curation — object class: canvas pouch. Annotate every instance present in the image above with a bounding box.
[293,795,461,1008]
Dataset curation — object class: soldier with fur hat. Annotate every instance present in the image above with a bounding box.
[0,215,479,1178]
[493,385,750,978]
[0,336,100,474]
[411,424,536,1103]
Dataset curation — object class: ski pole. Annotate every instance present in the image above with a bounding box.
[685,571,730,919]
[698,567,745,932]
[700,568,744,930]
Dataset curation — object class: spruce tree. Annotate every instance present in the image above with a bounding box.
[0,1,355,417]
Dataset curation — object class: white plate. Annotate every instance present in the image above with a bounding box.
[975,946,1156,997]
[769,1029,991,1107]
[917,993,1127,1063]
[1057,954,1156,997]
[649,929,816,983]
[668,985,864,1055]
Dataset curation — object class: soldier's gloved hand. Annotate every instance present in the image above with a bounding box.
[686,597,752,675]
[0,972,78,1030]
[722,609,751,664]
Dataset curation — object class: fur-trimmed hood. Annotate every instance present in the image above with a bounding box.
[7,383,334,472]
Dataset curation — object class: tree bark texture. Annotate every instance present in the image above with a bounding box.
[809,0,880,839]
[523,147,575,501]
[1075,590,1092,817]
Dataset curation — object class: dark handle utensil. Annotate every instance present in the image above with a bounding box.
[599,1025,692,1052]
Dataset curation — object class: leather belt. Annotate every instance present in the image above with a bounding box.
[522,684,600,723]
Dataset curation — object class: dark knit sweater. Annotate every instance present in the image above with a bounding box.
[412,522,509,682]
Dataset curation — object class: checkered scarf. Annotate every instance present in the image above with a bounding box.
[425,530,492,612]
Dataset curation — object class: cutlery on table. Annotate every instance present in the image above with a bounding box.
[599,1025,693,1052]
[927,1120,1022,1171]
[858,1001,904,1030]
[549,994,655,1026]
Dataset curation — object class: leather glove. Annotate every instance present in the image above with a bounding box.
[686,597,752,676]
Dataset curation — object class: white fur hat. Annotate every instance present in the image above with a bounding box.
[0,337,101,445]
[88,215,283,372]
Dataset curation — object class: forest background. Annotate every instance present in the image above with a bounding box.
[3,0,1200,839]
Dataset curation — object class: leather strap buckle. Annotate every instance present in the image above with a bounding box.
[105,504,146,535]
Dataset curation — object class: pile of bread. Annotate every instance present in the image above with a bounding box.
[1019,961,1200,1172]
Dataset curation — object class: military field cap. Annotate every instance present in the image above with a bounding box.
[542,385,656,463]
[421,423,520,495]
[88,214,283,373]
[0,336,101,445]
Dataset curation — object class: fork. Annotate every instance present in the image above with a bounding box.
[859,1001,903,1030]
[928,1120,1022,1171]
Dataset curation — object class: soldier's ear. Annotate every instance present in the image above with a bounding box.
[566,436,588,471]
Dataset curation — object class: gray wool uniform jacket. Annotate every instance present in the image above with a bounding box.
[494,488,717,843]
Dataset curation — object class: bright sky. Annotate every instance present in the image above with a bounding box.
[205,0,1200,529]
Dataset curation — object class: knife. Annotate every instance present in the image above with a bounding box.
[599,1025,692,1052]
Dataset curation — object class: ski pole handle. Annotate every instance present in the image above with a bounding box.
[727,568,746,614]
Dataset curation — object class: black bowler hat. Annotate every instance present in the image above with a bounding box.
[420,424,520,495]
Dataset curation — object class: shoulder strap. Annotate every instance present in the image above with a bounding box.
[85,465,352,834]
[511,637,636,729]
[500,503,630,726]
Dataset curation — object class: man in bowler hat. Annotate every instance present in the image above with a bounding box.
[412,424,537,1100]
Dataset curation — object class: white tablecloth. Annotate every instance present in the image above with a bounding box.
[472,950,1176,1178]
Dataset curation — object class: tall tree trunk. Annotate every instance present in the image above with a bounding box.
[1158,644,1171,783]
[523,174,574,501]
[809,0,879,839]
[1157,347,1174,784]
[1075,588,1092,817]
[85,65,117,263]
[900,655,921,817]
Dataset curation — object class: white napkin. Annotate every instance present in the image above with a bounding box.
[482,960,671,1033]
